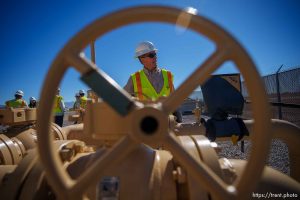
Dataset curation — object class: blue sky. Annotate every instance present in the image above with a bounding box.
[1,0,300,104]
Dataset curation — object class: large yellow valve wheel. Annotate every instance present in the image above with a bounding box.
[37,6,272,200]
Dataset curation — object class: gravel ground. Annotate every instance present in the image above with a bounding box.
[217,139,290,175]
[182,114,290,175]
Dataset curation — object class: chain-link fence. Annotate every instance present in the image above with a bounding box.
[242,66,300,126]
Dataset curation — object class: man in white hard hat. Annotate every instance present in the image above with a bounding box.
[5,90,28,108]
[124,41,182,122]
[53,88,65,127]
[78,89,87,110]
[71,92,82,124]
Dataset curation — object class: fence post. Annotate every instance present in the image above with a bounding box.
[276,65,283,119]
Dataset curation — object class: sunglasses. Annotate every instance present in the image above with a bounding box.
[140,52,157,58]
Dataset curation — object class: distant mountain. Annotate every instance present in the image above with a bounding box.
[62,90,202,108]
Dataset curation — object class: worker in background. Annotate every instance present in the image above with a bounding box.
[73,93,81,110]
[28,97,38,108]
[5,90,28,108]
[72,93,82,124]
[53,88,65,127]
[78,89,87,110]
[124,41,182,122]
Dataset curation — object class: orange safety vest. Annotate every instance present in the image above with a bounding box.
[131,69,174,100]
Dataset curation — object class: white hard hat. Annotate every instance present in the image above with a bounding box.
[135,41,158,58]
[30,97,36,101]
[15,90,24,96]
[79,89,85,95]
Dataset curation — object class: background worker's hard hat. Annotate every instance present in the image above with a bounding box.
[30,97,36,101]
[79,89,85,95]
[135,41,158,58]
[15,90,24,96]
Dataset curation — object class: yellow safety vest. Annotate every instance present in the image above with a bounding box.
[80,96,87,109]
[6,99,27,108]
[131,69,174,100]
[53,95,63,114]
